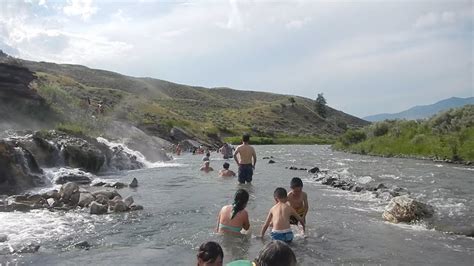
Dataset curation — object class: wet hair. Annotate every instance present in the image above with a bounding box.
[223,162,230,169]
[254,240,297,266]
[290,177,303,188]
[197,241,223,264]
[242,133,250,142]
[273,187,287,200]
[206,152,210,157]
[231,189,249,219]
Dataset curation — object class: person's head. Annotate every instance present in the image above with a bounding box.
[231,189,249,219]
[197,241,223,266]
[206,152,210,157]
[204,161,210,167]
[242,133,250,143]
[223,162,230,170]
[273,187,287,202]
[254,240,296,266]
[290,177,303,193]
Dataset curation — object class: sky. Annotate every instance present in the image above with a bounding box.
[0,0,472,118]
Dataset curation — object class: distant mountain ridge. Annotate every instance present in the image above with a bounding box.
[364,97,474,122]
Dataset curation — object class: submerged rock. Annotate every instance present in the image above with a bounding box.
[268,160,276,164]
[129,178,138,188]
[74,241,91,250]
[382,195,434,223]
[308,167,320,174]
[0,234,9,242]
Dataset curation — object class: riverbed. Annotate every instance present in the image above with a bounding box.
[1,145,473,265]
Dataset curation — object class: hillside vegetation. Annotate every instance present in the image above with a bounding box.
[335,105,474,162]
[0,56,368,145]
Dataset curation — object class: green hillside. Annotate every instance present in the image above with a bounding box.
[1,55,369,145]
[334,105,474,162]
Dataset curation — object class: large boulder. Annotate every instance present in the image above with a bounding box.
[382,195,434,223]
[78,192,95,207]
[90,201,108,215]
[0,140,45,194]
[54,168,93,185]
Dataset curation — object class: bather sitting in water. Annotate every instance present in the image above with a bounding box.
[216,189,250,235]
[200,161,214,173]
[226,240,297,266]
[218,162,236,177]
[197,241,223,266]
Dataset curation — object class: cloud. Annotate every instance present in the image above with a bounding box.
[285,17,312,30]
[63,0,98,20]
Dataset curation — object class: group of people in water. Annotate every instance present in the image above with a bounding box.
[175,134,309,265]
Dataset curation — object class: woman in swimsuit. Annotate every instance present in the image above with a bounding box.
[216,189,250,234]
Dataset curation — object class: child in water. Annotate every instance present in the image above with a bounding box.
[260,187,305,243]
[216,189,250,234]
[200,161,214,173]
[287,177,308,225]
[197,241,223,266]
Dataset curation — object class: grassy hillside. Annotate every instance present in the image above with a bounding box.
[1,57,369,145]
[334,105,474,162]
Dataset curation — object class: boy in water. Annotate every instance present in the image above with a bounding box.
[218,162,236,177]
[260,187,305,243]
[200,161,214,173]
[287,177,308,225]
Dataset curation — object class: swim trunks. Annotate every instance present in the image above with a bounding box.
[290,207,305,225]
[238,164,253,184]
[271,228,294,243]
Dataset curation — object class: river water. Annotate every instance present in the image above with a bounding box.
[1,145,473,265]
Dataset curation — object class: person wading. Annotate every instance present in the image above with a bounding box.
[233,133,257,184]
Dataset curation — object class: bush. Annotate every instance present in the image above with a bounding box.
[372,121,390,137]
[340,130,366,146]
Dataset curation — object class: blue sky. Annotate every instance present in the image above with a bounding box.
[0,0,472,117]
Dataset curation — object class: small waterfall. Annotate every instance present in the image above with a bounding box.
[96,137,182,169]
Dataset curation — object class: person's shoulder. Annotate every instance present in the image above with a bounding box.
[303,191,308,197]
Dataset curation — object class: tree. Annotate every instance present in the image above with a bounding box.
[288,97,296,106]
[315,93,327,117]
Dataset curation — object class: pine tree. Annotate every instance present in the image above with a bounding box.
[315,93,327,118]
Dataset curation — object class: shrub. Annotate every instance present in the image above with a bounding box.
[340,129,366,146]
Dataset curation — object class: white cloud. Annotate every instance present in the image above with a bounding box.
[285,17,312,29]
[63,0,98,21]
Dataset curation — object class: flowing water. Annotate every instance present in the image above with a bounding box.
[1,145,473,265]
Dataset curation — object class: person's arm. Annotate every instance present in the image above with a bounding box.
[216,210,221,232]
[233,147,240,166]
[252,148,257,169]
[260,211,273,238]
[242,210,250,231]
[291,207,305,233]
[303,192,309,222]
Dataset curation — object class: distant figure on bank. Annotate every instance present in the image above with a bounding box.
[218,162,236,177]
[260,187,305,243]
[226,240,297,266]
[288,177,308,225]
[200,161,214,173]
[202,152,211,161]
[216,189,250,235]
[219,143,233,159]
[233,134,257,184]
[197,241,223,266]
[175,144,182,156]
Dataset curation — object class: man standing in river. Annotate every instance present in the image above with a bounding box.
[234,134,257,184]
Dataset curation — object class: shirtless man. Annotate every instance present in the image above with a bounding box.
[233,134,257,184]
[200,161,214,173]
[218,162,236,177]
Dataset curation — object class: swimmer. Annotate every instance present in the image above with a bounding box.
[218,162,236,177]
[216,189,250,235]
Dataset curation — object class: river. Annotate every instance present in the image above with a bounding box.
[1,145,473,265]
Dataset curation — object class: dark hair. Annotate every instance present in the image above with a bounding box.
[206,152,210,157]
[197,241,223,264]
[223,162,230,169]
[242,133,250,142]
[231,189,249,219]
[290,177,303,188]
[274,187,287,199]
[255,240,296,266]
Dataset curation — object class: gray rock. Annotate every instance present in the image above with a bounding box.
[90,201,108,215]
[92,190,120,200]
[59,182,80,206]
[104,182,126,189]
[123,196,134,207]
[0,234,8,242]
[308,167,320,174]
[268,160,276,164]
[46,198,57,207]
[382,195,434,223]
[15,243,40,254]
[129,178,138,188]
[94,194,109,205]
[55,174,92,185]
[74,241,91,249]
[112,200,128,212]
[42,190,60,200]
[78,192,95,207]
[130,205,144,211]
